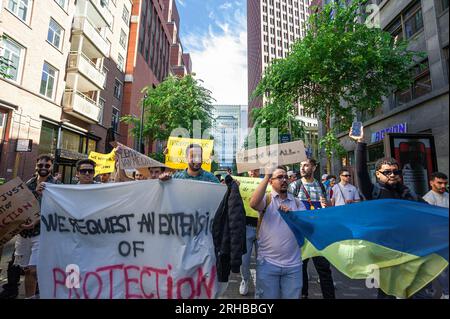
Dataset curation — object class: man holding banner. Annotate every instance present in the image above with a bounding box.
[13,155,60,299]
[250,166,306,299]
[165,144,219,183]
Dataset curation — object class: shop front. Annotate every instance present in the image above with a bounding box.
[339,121,440,197]
[39,120,99,184]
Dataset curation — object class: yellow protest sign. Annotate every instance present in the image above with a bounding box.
[88,150,116,176]
[165,137,214,172]
[232,176,272,218]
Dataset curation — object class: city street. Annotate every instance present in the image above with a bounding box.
[2,238,442,300]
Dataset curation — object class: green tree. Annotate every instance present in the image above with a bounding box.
[121,74,215,157]
[246,96,305,149]
[253,0,422,172]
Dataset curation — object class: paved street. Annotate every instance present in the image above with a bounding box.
[1,239,443,300]
[221,253,379,299]
[221,252,444,299]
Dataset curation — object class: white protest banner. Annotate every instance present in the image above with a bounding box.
[38,180,227,299]
[114,142,167,170]
[0,177,40,245]
[236,140,307,174]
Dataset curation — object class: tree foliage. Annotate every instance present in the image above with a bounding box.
[121,74,215,153]
[246,96,305,149]
[253,0,422,171]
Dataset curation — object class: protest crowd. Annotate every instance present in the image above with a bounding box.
[0,129,448,300]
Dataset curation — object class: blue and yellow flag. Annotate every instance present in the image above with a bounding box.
[279,199,448,298]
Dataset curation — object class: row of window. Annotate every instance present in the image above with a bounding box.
[6,0,130,71]
[2,37,58,99]
[263,0,309,9]
[2,35,124,127]
[138,0,170,82]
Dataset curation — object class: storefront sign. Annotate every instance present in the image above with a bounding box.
[57,149,88,161]
[16,139,32,152]
[371,123,407,143]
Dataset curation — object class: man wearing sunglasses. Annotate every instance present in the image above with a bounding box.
[75,159,97,185]
[4,154,60,299]
[351,126,427,299]
[331,169,360,207]
[250,166,306,299]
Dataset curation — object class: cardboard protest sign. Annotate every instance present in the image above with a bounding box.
[114,142,166,170]
[236,140,307,174]
[88,150,116,176]
[165,137,214,172]
[232,176,272,218]
[0,177,40,245]
[38,180,227,299]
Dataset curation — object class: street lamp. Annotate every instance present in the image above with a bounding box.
[138,93,148,154]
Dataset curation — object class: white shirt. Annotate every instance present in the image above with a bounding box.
[332,183,360,206]
[423,190,449,208]
[254,191,306,267]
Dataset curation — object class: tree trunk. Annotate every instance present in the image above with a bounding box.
[326,107,332,174]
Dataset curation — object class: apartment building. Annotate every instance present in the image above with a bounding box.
[0,0,132,183]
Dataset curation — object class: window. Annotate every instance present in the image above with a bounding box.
[387,18,403,42]
[38,121,58,156]
[39,62,58,99]
[1,37,24,82]
[394,59,432,107]
[111,107,120,132]
[113,79,122,100]
[7,0,31,23]
[119,29,127,49]
[47,19,63,49]
[404,1,423,39]
[54,0,66,10]
[122,5,130,24]
[117,54,124,72]
[440,0,449,12]
[412,60,432,98]
[98,98,105,125]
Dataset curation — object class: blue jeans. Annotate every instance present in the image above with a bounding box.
[255,258,303,299]
[241,225,257,282]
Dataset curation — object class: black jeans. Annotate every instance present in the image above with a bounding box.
[302,256,336,299]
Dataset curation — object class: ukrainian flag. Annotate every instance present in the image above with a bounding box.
[280,199,449,298]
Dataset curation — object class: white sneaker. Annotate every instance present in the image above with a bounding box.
[239,280,249,296]
[441,294,449,299]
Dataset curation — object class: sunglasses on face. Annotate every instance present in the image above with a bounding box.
[37,164,51,169]
[79,169,95,175]
[379,169,402,177]
[341,174,351,177]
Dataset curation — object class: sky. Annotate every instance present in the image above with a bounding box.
[175,0,247,106]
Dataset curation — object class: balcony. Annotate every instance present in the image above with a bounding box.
[72,17,110,58]
[63,90,101,123]
[75,0,113,28]
[67,52,106,90]
[89,0,113,27]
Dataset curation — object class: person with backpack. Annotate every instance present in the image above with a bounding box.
[350,127,430,299]
[250,166,306,299]
[288,158,336,299]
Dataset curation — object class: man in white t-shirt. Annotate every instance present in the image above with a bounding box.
[331,168,361,206]
[423,172,449,208]
[250,166,306,299]
[423,172,449,299]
